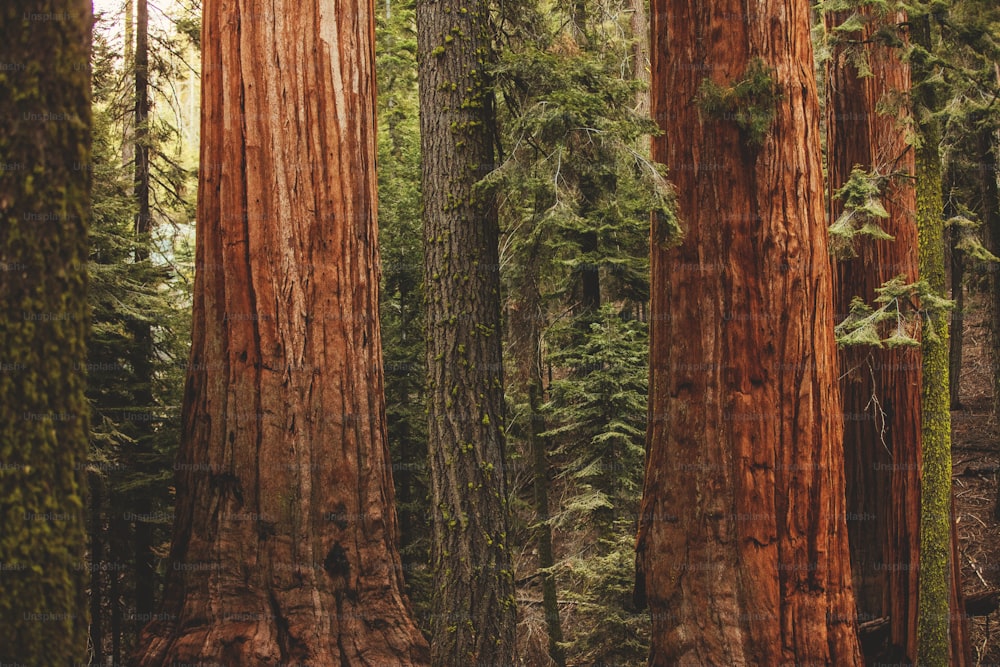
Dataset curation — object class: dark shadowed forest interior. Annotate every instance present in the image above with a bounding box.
[4,0,1000,665]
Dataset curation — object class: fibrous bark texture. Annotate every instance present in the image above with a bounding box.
[131,0,429,664]
[824,8,921,663]
[635,1,863,664]
[0,0,92,663]
[912,14,971,666]
[417,0,518,660]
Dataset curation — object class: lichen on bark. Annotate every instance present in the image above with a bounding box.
[0,1,93,663]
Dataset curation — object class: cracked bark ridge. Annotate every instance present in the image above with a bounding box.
[416,0,518,661]
[825,8,921,663]
[636,1,863,664]
[130,0,429,664]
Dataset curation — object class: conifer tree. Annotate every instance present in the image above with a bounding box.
[131,0,429,661]
[0,1,93,662]
[822,4,922,660]
[635,0,863,662]
[416,0,517,658]
[911,7,972,664]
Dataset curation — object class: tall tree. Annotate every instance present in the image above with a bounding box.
[912,10,972,665]
[491,4,666,657]
[508,248,566,667]
[947,188,964,410]
[85,9,197,658]
[130,0,157,623]
[503,211,567,665]
[0,0,92,663]
[134,0,149,241]
[416,0,518,660]
[634,0,863,664]
[823,5,922,662]
[130,0,430,662]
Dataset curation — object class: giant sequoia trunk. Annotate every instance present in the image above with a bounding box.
[417,0,517,661]
[635,1,863,664]
[0,0,92,662]
[824,9,922,663]
[131,0,429,663]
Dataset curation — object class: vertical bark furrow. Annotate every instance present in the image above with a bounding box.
[637,1,863,664]
[824,9,922,662]
[132,0,429,664]
[417,0,517,661]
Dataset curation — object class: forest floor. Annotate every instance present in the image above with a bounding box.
[953,291,1000,666]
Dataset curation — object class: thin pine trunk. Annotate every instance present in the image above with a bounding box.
[949,204,964,411]
[131,0,156,625]
[522,269,566,667]
[529,377,565,667]
[630,0,649,116]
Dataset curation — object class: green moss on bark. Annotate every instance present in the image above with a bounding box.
[696,57,782,148]
[0,2,92,664]
[913,14,956,666]
[916,139,952,667]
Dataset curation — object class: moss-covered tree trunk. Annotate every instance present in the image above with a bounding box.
[635,0,862,663]
[824,7,922,662]
[416,0,517,660]
[912,13,971,666]
[914,121,964,667]
[0,0,92,662]
[130,0,430,663]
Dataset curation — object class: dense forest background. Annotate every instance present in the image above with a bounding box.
[4,0,1000,664]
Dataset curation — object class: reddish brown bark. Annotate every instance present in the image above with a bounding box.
[824,9,922,663]
[131,0,429,664]
[630,0,650,117]
[635,1,862,664]
[950,493,972,666]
